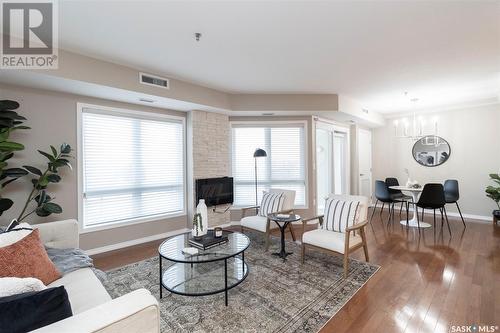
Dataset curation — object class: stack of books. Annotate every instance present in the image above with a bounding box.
[189,231,228,250]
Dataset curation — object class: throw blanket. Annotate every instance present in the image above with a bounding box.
[45,247,107,282]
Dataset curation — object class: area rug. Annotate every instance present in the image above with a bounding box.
[103,231,379,332]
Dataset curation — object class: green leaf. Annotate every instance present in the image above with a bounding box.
[0,162,7,169]
[23,165,42,176]
[35,190,47,206]
[43,202,62,214]
[0,119,14,128]
[11,125,30,131]
[2,178,18,188]
[38,150,55,162]
[50,145,58,157]
[0,110,26,120]
[47,174,61,183]
[3,168,28,178]
[1,152,14,162]
[35,207,51,217]
[0,198,14,215]
[60,143,71,154]
[0,141,24,151]
[0,100,20,111]
[38,176,49,187]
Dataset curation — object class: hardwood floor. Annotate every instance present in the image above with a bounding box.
[92,209,500,332]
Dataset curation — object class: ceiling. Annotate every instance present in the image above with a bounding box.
[53,1,500,113]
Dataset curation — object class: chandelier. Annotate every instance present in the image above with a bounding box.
[393,93,438,141]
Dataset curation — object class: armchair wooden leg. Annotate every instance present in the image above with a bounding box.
[301,243,305,264]
[265,219,271,252]
[360,228,369,262]
[343,233,350,278]
[343,252,349,279]
[240,225,244,233]
[289,224,296,242]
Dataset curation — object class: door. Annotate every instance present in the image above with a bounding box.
[358,128,372,200]
[315,120,350,214]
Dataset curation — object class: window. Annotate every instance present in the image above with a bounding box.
[231,122,307,207]
[79,105,185,229]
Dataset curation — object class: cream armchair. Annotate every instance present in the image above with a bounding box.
[240,189,296,251]
[301,194,370,278]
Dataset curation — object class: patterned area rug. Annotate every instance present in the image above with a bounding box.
[104,231,379,332]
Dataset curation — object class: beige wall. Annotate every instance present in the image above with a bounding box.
[228,116,317,221]
[0,84,188,250]
[372,103,500,217]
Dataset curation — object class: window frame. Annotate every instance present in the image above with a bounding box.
[77,103,187,233]
[229,120,309,209]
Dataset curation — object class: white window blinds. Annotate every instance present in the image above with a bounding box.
[80,107,185,228]
[231,123,307,207]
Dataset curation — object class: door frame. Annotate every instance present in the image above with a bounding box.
[357,128,372,201]
[314,118,351,213]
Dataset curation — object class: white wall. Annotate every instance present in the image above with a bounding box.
[372,103,500,218]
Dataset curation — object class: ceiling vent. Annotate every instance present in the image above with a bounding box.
[139,72,169,89]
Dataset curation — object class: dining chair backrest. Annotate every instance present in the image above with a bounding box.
[417,183,445,208]
[385,177,402,195]
[374,180,392,203]
[443,179,459,203]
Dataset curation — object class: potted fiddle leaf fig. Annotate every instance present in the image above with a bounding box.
[0,100,30,216]
[485,173,500,220]
[0,99,72,224]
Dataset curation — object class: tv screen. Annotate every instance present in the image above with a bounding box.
[195,177,234,207]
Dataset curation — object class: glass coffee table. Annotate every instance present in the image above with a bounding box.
[158,231,250,306]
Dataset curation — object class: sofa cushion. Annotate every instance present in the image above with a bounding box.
[0,229,61,285]
[302,229,362,254]
[241,215,279,233]
[0,277,46,298]
[258,191,285,217]
[0,286,72,333]
[322,198,360,232]
[49,268,111,314]
[0,223,33,248]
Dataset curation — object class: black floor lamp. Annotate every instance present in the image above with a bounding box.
[253,148,267,214]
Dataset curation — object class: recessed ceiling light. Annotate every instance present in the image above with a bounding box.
[262,113,275,116]
[139,98,155,103]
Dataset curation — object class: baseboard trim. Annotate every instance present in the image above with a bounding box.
[85,228,190,256]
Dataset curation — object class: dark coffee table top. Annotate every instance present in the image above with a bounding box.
[267,213,301,223]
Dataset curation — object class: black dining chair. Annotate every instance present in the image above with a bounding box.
[416,183,450,234]
[385,177,412,216]
[444,179,466,228]
[370,180,408,224]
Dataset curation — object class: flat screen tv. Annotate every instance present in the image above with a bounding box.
[195,177,234,207]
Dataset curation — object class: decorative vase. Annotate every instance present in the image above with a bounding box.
[192,213,203,239]
[196,199,208,236]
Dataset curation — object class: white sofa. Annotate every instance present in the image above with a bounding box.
[32,219,160,333]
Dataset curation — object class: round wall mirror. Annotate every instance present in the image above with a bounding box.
[412,135,451,167]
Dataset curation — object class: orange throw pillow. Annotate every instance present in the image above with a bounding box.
[0,229,61,285]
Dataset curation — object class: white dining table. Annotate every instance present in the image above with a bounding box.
[389,185,431,228]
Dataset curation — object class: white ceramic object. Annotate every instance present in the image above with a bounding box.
[196,199,208,236]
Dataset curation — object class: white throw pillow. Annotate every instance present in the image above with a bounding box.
[259,192,285,217]
[0,222,33,248]
[322,198,360,232]
[0,277,47,297]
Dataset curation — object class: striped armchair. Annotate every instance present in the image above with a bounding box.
[240,189,296,251]
[301,194,370,278]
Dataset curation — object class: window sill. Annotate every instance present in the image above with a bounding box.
[79,211,186,234]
